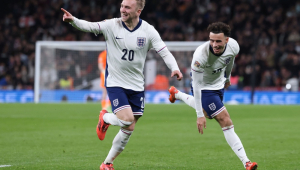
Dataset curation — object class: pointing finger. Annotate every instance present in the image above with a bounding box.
[61,8,70,15]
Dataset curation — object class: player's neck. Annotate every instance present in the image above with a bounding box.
[124,18,140,30]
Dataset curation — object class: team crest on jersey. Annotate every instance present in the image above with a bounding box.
[137,37,146,48]
[113,99,119,107]
[225,57,231,65]
[194,61,201,68]
[208,103,216,111]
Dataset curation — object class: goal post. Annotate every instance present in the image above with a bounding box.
[34,41,204,103]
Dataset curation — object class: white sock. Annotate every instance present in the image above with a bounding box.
[223,125,250,166]
[103,113,132,127]
[104,128,133,164]
[176,91,196,109]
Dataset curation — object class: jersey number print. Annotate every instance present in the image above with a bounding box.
[122,49,134,61]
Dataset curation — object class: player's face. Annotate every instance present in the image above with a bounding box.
[209,32,229,55]
[120,0,141,22]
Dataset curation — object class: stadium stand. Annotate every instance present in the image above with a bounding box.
[0,0,299,91]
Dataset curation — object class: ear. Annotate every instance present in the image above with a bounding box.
[137,9,142,15]
[225,37,229,43]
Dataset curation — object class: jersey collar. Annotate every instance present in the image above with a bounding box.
[122,18,142,32]
[209,44,227,56]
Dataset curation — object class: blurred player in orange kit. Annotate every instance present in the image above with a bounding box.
[98,50,111,110]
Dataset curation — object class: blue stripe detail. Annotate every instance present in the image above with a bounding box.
[105,44,108,87]
[122,18,142,32]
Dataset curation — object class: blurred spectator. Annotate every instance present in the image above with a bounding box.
[0,75,12,89]
[59,74,73,90]
[153,74,169,90]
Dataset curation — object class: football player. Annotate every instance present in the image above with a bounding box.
[169,22,258,170]
[62,0,183,169]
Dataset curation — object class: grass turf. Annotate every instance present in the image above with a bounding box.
[0,104,299,170]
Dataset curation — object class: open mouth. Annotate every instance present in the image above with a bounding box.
[214,48,220,53]
[121,14,128,18]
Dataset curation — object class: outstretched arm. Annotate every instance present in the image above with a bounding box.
[61,8,100,35]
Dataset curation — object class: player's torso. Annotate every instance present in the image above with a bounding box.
[201,44,235,87]
[105,19,150,71]
[104,19,151,90]
[204,53,233,76]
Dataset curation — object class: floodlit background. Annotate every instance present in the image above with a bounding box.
[0,0,300,103]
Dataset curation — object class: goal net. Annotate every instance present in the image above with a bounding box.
[34,41,204,103]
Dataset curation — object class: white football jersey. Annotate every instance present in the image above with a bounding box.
[71,18,169,91]
[191,38,239,90]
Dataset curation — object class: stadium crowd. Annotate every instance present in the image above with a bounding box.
[0,0,299,91]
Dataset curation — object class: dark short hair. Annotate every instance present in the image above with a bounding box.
[207,22,231,37]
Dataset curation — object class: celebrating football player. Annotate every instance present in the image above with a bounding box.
[169,22,258,170]
[61,0,183,169]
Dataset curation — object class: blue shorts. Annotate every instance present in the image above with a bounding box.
[191,87,225,119]
[106,87,145,116]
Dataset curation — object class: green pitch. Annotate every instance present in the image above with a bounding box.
[0,104,299,170]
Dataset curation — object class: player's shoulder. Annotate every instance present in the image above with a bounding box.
[100,18,122,26]
[227,38,240,55]
[193,41,210,63]
[194,41,210,56]
[140,19,157,32]
[227,37,239,47]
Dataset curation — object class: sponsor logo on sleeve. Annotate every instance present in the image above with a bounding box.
[194,61,201,68]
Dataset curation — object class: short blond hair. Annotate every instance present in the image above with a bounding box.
[136,0,145,10]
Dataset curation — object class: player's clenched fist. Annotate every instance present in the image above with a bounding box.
[61,8,73,22]
[171,70,183,81]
